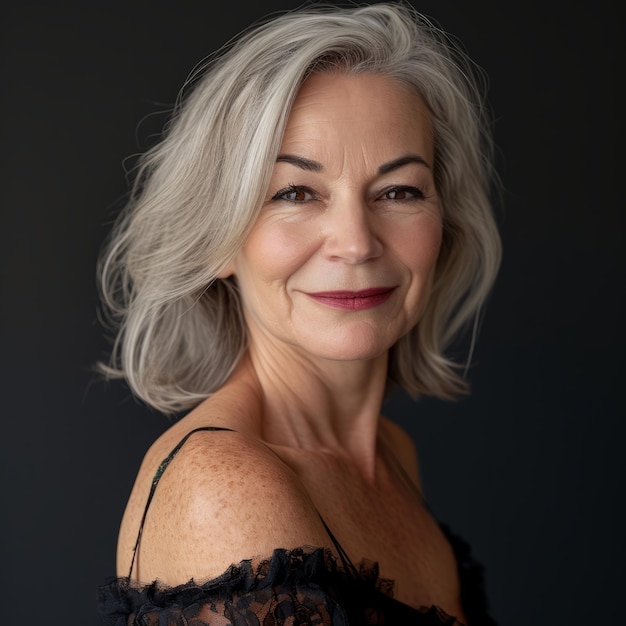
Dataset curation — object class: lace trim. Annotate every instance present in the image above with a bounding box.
[99,546,464,626]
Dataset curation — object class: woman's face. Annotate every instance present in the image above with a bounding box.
[230,72,442,364]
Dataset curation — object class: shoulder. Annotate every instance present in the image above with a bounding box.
[117,426,330,585]
[380,417,422,490]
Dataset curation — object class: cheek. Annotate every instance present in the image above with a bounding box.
[237,221,319,286]
[398,221,443,326]
[396,217,443,273]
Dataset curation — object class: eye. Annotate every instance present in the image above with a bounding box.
[380,185,426,201]
[272,185,316,203]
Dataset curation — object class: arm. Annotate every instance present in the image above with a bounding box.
[103,430,350,625]
[123,429,332,586]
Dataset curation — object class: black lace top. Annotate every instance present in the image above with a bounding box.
[98,428,497,625]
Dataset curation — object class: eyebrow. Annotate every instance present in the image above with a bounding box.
[276,154,323,171]
[377,154,431,174]
[275,153,431,174]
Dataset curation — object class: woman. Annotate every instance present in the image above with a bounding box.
[98,3,501,625]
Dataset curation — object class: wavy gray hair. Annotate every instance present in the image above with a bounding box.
[98,2,501,414]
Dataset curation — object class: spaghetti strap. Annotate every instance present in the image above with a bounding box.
[318,426,422,582]
[317,514,361,579]
[127,426,233,580]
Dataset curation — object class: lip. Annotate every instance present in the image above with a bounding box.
[305,287,395,311]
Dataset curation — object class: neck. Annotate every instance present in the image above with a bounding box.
[239,339,388,478]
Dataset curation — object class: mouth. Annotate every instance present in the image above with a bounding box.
[305,287,395,311]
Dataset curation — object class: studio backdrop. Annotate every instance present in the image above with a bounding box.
[1,1,623,625]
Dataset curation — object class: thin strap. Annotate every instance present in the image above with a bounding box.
[318,514,361,579]
[127,426,234,580]
[320,426,424,582]
[235,441,362,579]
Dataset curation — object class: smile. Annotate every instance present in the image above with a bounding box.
[305,288,395,311]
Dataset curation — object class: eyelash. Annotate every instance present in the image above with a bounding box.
[271,184,317,203]
[270,184,427,204]
[379,185,427,202]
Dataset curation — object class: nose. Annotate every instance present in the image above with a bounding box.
[322,198,383,264]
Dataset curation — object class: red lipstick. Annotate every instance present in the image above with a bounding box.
[306,287,395,310]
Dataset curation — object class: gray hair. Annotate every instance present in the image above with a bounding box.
[98,2,501,414]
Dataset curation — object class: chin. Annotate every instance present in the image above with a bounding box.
[297,326,399,363]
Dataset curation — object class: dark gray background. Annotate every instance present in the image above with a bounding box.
[1,1,623,624]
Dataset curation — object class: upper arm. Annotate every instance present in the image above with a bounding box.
[122,430,330,585]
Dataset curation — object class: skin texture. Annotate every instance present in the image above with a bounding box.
[226,72,442,370]
[116,73,465,621]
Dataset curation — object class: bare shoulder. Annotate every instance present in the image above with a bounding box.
[380,417,422,490]
[117,426,329,585]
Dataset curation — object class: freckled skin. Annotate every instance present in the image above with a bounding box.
[116,74,465,622]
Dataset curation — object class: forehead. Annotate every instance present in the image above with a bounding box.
[280,72,434,161]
